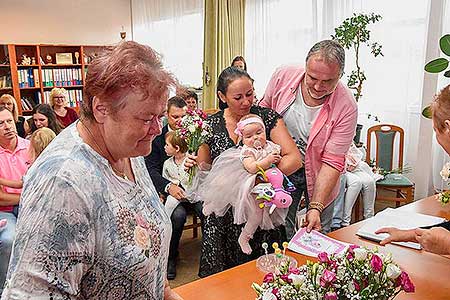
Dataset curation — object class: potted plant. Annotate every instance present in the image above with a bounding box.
[422,34,450,118]
[332,12,383,144]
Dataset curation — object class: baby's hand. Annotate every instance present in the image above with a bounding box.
[267,152,281,164]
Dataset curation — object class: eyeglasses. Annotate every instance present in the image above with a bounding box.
[53,96,65,99]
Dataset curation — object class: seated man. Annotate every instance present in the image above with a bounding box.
[0,106,30,294]
[144,96,203,280]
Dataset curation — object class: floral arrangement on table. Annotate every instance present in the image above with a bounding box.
[176,108,211,184]
[252,245,414,300]
[438,162,450,205]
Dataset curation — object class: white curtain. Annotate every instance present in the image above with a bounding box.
[432,0,450,192]
[132,0,204,88]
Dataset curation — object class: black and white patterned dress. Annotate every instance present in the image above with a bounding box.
[199,106,287,278]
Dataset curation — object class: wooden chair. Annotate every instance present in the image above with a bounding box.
[366,124,414,207]
[183,210,201,238]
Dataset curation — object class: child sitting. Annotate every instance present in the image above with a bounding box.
[189,114,293,254]
[341,142,377,226]
[162,131,190,217]
[0,127,56,217]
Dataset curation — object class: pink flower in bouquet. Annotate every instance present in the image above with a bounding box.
[346,244,359,260]
[318,252,329,264]
[263,272,275,283]
[370,254,383,273]
[353,280,361,291]
[280,274,292,283]
[397,271,415,293]
[288,267,300,275]
[320,269,336,287]
[324,291,337,300]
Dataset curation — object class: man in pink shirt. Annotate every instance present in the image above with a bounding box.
[260,40,357,236]
[0,106,30,294]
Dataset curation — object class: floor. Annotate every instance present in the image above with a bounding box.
[169,198,399,288]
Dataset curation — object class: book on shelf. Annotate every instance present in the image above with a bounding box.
[0,75,11,88]
[356,207,446,250]
[41,68,82,87]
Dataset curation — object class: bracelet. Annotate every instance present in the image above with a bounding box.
[308,201,324,214]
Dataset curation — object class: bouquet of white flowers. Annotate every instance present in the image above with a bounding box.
[177,108,211,185]
[438,162,450,205]
[252,246,415,300]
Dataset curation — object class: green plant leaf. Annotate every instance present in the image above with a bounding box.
[424,58,449,73]
[440,34,450,56]
[445,70,450,78]
[422,105,432,119]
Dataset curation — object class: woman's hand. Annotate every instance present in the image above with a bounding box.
[375,227,416,245]
[415,227,450,255]
[184,153,198,171]
[303,209,321,232]
[164,280,184,300]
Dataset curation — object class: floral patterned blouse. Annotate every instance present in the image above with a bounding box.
[1,123,171,300]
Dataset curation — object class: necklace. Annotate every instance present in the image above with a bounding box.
[79,120,129,180]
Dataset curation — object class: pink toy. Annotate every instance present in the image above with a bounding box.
[253,166,293,214]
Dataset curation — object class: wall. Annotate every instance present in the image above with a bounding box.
[0,0,132,45]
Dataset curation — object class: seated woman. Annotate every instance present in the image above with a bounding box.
[0,94,29,138]
[185,66,301,277]
[231,55,247,71]
[184,90,198,111]
[49,87,79,127]
[376,84,450,255]
[341,142,376,226]
[29,103,63,136]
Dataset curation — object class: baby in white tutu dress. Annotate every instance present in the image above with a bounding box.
[189,114,292,254]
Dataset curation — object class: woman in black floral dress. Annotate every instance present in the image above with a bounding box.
[189,67,302,277]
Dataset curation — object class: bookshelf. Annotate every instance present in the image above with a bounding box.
[0,44,105,115]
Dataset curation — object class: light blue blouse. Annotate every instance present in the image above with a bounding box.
[1,123,171,300]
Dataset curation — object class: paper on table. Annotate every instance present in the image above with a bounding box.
[356,207,446,250]
[288,228,350,257]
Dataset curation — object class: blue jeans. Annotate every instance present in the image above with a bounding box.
[0,212,16,294]
[331,175,347,228]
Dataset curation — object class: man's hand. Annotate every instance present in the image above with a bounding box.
[375,227,416,245]
[168,184,186,201]
[304,209,321,232]
[415,227,450,255]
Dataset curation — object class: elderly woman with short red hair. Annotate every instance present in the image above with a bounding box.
[1,42,183,300]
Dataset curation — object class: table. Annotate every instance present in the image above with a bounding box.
[174,196,450,299]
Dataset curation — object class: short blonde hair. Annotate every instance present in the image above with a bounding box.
[29,127,56,161]
[0,94,19,122]
[431,84,450,133]
[49,88,69,107]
